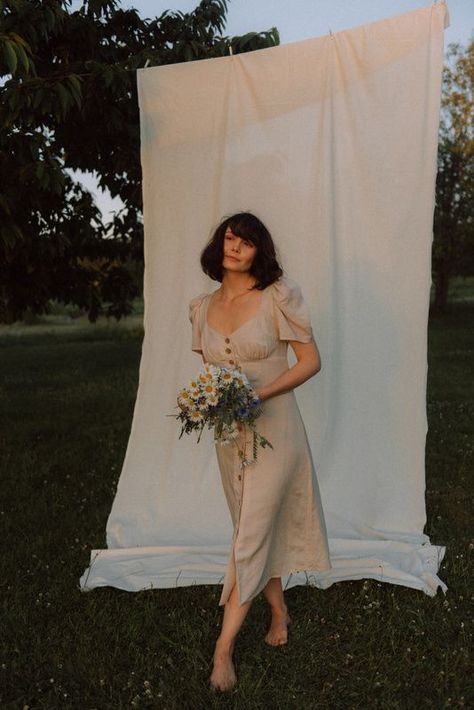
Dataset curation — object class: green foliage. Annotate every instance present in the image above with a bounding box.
[0,0,279,323]
[432,40,474,314]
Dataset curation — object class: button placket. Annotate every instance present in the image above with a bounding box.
[237,452,246,516]
[222,335,238,368]
[222,332,245,503]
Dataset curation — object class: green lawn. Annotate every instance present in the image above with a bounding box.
[1,300,472,709]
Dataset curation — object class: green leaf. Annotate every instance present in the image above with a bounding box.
[8,32,32,51]
[55,83,70,116]
[69,73,83,90]
[3,40,18,75]
[66,74,83,108]
[15,42,30,74]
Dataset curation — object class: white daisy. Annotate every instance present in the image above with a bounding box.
[197,398,209,412]
[202,383,217,398]
[177,397,191,411]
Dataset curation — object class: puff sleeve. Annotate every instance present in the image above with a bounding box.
[188,293,207,353]
[272,276,314,343]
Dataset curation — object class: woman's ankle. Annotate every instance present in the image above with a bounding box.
[215,635,235,653]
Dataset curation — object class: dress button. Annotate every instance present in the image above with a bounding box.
[225,347,232,354]
[225,338,230,343]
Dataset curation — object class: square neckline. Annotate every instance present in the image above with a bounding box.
[204,286,267,338]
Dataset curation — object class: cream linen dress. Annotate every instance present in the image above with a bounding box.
[189,274,332,607]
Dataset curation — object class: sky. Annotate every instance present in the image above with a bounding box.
[71,0,473,222]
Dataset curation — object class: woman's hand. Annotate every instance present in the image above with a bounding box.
[236,387,268,433]
[254,386,268,402]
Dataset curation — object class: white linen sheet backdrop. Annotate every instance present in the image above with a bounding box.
[80,1,450,598]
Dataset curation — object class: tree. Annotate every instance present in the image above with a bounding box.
[432,39,474,313]
[0,0,279,323]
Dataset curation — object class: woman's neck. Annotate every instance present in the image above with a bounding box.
[219,271,257,300]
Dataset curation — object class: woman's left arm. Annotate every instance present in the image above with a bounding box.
[255,340,321,402]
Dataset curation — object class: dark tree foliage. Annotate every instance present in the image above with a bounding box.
[432,41,474,313]
[0,0,279,322]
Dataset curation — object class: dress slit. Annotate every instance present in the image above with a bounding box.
[219,536,243,607]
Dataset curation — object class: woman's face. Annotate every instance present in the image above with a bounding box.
[222,227,257,273]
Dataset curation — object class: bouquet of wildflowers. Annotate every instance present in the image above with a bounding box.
[169,363,273,468]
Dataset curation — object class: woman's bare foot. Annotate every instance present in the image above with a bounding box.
[264,605,291,646]
[209,637,237,691]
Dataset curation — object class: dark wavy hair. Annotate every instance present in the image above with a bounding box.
[200,212,283,290]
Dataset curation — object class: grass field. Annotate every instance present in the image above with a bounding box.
[1,292,472,709]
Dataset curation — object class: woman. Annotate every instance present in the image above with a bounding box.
[188,212,332,692]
